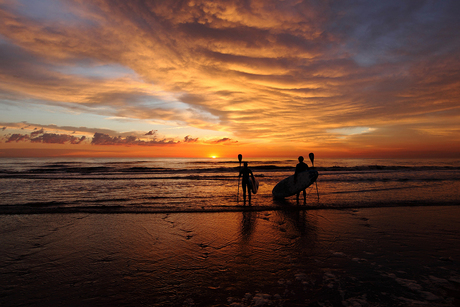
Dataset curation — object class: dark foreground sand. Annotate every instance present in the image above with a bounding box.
[1,205,459,306]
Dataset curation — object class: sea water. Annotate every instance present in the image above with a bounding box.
[1,157,460,306]
[0,157,459,213]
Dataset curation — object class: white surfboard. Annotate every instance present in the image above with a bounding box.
[272,170,318,199]
[249,176,259,194]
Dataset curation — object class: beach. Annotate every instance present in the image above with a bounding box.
[1,205,459,306]
[1,157,459,306]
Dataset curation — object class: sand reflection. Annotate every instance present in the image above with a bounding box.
[240,211,256,243]
[1,207,459,306]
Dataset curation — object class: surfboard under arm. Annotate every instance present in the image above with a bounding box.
[272,170,318,199]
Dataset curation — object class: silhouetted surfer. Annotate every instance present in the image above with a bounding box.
[238,162,254,205]
[294,156,309,204]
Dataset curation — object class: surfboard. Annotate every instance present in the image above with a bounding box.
[272,170,318,199]
[249,176,259,194]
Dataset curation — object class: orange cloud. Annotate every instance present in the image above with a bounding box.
[0,1,459,158]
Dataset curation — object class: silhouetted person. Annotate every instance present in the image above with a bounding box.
[238,162,254,204]
[294,156,309,204]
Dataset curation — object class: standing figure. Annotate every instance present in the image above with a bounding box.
[238,162,254,204]
[294,156,309,204]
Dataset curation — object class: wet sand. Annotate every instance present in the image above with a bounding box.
[1,205,459,306]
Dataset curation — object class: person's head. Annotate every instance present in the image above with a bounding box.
[298,156,304,162]
[244,162,248,167]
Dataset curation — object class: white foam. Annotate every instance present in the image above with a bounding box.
[397,297,430,305]
[448,276,460,284]
[429,275,453,289]
[386,273,442,302]
[352,257,367,263]
[252,293,272,306]
[342,294,368,307]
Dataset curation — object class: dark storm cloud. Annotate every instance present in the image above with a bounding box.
[145,130,157,136]
[31,133,86,144]
[30,128,45,137]
[0,122,211,146]
[5,134,30,143]
[5,131,86,144]
[90,132,177,146]
[183,135,199,143]
[208,137,237,145]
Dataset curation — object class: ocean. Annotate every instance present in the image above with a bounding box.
[0,157,459,213]
[1,157,460,306]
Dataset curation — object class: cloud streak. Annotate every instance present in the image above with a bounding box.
[6,132,86,144]
[91,132,177,146]
[0,122,238,147]
[0,0,459,156]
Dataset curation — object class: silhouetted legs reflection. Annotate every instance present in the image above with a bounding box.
[240,211,256,243]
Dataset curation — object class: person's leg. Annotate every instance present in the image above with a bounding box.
[296,192,300,204]
[242,182,247,203]
[248,187,251,204]
[303,190,307,204]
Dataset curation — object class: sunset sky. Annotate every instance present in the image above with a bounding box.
[1,0,459,158]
